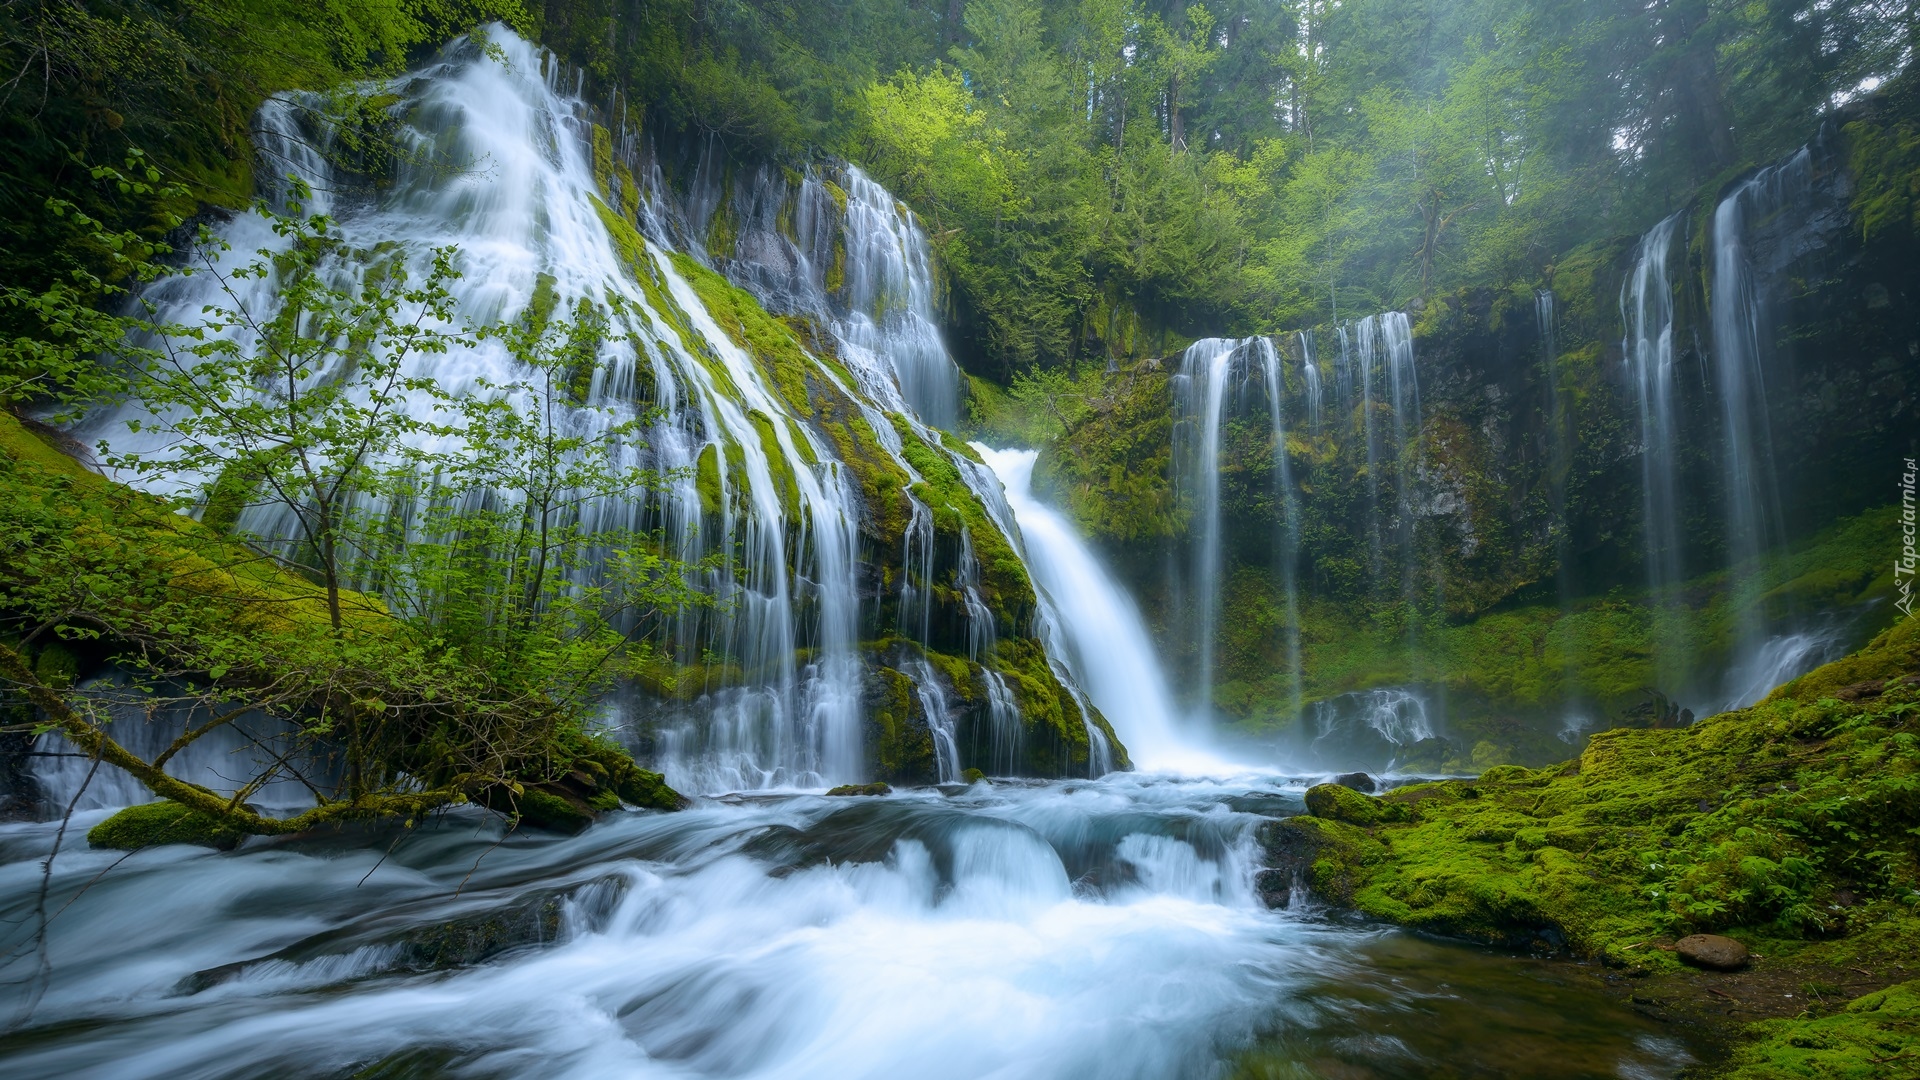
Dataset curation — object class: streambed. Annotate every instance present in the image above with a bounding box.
[0,775,1695,1079]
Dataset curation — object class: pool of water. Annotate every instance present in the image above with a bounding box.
[0,774,1695,1079]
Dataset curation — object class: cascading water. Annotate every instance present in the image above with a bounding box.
[64,29,1045,795]
[1538,289,1589,740]
[1711,150,1809,704]
[977,447,1212,771]
[1173,338,1244,714]
[1303,688,1436,772]
[1339,313,1419,597]
[1621,213,1689,694]
[1297,330,1323,433]
[1255,339,1305,718]
[834,169,964,430]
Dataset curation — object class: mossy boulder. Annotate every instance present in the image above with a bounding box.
[1302,782,1414,825]
[1257,815,1388,906]
[826,782,892,796]
[88,800,247,851]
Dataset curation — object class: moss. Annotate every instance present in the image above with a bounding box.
[615,163,643,221]
[89,800,247,851]
[826,782,893,796]
[747,409,801,515]
[199,456,262,534]
[1207,502,1900,752]
[32,641,79,689]
[1258,815,1389,906]
[668,252,817,419]
[1035,361,1180,543]
[695,444,724,517]
[1717,980,1920,1078]
[590,123,614,199]
[525,271,560,333]
[512,788,593,833]
[1303,782,1414,825]
[892,416,1032,623]
[5,412,686,833]
[869,665,935,783]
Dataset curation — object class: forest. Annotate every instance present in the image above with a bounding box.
[2,0,1919,1076]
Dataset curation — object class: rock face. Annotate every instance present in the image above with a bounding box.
[1675,933,1751,971]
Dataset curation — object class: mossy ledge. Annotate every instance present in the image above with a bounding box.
[1259,616,1920,1073]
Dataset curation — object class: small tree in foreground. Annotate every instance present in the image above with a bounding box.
[2,166,706,833]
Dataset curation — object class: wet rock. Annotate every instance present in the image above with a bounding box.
[1331,771,1376,793]
[1675,933,1750,971]
[1255,816,1386,907]
[826,782,892,797]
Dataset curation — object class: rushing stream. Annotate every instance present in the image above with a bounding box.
[1,777,1695,1079]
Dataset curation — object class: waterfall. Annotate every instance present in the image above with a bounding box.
[1297,330,1323,434]
[902,657,962,782]
[1256,339,1304,718]
[1539,288,1587,738]
[1711,150,1808,694]
[1173,338,1244,714]
[1621,213,1689,693]
[66,28,1100,796]
[1379,314,1420,605]
[835,169,964,430]
[976,447,1209,771]
[1304,688,1435,772]
[1336,314,1420,602]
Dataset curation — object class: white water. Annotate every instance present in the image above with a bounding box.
[1302,688,1437,772]
[975,447,1230,773]
[1721,625,1848,711]
[1621,213,1689,689]
[1173,338,1244,714]
[0,779,1697,1079]
[1711,150,1808,692]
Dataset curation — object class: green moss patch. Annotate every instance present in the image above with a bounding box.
[89,800,247,851]
[1718,979,1920,1078]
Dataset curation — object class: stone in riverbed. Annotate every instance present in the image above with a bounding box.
[1675,933,1750,971]
[826,782,892,797]
[1332,771,1376,793]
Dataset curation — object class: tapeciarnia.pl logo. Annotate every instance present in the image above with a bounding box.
[1900,457,1918,618]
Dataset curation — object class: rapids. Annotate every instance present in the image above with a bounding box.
[0,776,1697,1079]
